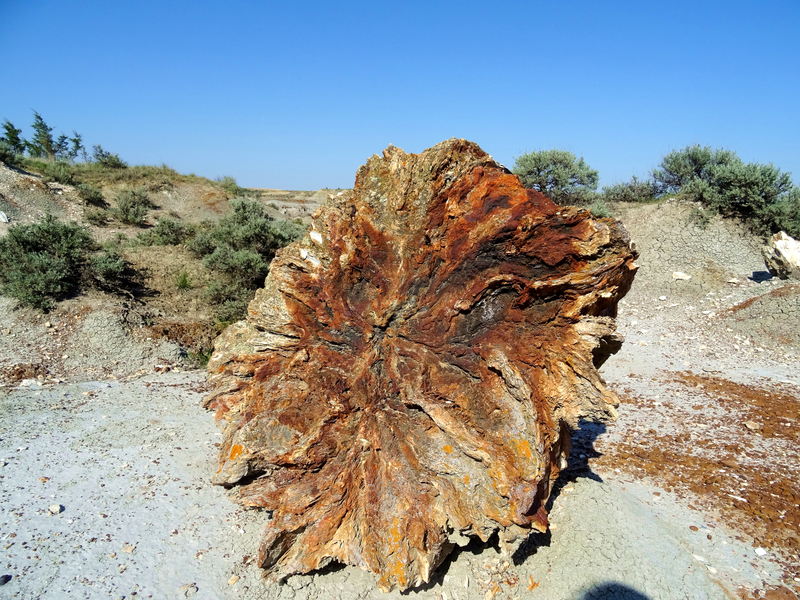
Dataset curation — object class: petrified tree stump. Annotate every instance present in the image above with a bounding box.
[204,139,637,591]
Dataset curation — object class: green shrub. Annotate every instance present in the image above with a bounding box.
[89,248,126,281]
[136,218,196,246]
[203,246,268,286]
[0,215,96,310]
[653,145,798,237]
[188,349,212,368]
[217,175,246,198]
[186,200,306,323]
[113,187,153,226]
[688,206,711,229]
[0,141,20,166]
[599,176,658,203]
[175,270,193,290]
[513,149,599,205]
[186,229,216,256]
[1,120,26,155]
[76,183,106,207]
[92,144,127,169]
[588,199,613,219]
[192,198,305,260]
[204,281,253,324]
[41,160,75,185]
[84,208,110,227]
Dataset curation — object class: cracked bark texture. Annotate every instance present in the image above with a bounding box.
[203,139,638,592]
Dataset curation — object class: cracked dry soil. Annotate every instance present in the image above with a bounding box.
[0,198,799,600]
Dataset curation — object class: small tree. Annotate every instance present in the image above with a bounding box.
[68,131,86,161]
[1,119,26,155]
[512,149,599,205]
[27,111,56,158]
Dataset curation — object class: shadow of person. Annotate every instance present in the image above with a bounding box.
[578,581,651,599]
[749,270,773,283]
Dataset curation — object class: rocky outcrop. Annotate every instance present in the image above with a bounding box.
[762,231,800,280]
[203,139,638,591]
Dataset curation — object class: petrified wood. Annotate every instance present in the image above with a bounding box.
[204,139,638,591]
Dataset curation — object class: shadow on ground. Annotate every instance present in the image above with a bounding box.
[578,582,651,599]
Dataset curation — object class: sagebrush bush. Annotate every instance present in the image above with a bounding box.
[92,144,127,169]
[202,246,268,286]
[217,175,246,198]
[0,215,96,310]
[136,218,195,246]
[41,160,75,185]
[204,281,253,323]
[90,248,126,281]
[513,149,599,205]
[189,198,305,262]
[188,199,306,323]
[84,208,109,227]
[113,187,154,226]
[76,183,106,207]
[653,145,799,237]
[599,176,658,203]
[588,199,613,219]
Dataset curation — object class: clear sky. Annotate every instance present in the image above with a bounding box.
[2,0,799,191]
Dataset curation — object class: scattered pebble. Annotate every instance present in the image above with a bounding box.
[0,574,11,585]
[178,582,198,597]
[755,547,768,557]
[227,575,239,585]
[48,504,63,515]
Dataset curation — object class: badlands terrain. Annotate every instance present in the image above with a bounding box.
[0,161,798,599]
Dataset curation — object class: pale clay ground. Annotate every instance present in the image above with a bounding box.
[1,198,799,599]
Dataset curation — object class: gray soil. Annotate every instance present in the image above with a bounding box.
[1,193,799,599]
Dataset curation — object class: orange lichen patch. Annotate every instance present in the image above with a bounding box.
[593,373,800,576]
[442,444,454,454]
[229,444,244,460]
[512,438,533,460]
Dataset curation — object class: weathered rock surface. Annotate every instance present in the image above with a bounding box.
[762,231,800,280]
[204,139,638,591]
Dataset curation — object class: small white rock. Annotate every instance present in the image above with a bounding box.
[658,296,667,301]
[754,547,767,556]
[48,504,63,515]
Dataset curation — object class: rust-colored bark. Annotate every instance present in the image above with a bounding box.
[204,139,637,591]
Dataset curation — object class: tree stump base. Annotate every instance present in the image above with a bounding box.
[204,139,638,591]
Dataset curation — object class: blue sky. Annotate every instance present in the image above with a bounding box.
[2,1,799,190]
